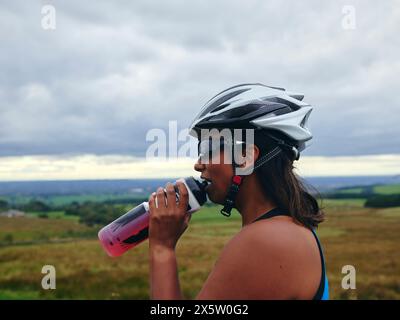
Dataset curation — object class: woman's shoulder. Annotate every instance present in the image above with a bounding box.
[197,215,321,299]
[234,216,321,272]
[221,216,321,298]
[233,215,307,249]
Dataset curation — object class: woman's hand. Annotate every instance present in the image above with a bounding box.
[148,181,190,251]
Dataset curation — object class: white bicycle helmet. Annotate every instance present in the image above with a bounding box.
[189,83,314,216]
[190,83,313,153]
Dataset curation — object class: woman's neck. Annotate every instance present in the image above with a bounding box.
[235,174,277,227]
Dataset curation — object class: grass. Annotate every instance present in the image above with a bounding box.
[319,198,366,208]
[0,216,96,245]
[326,183,400,197]
[0,203,399,299]
[373,184,400,195]
[26,211,80,221]
[374,206,400,218]
[46,194,146,206]
[336,187,365,194]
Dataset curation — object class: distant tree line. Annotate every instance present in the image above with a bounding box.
[322,192,400,208]
[321,193,367,199]
[2,188,399,224]
[24,200,52,212]
[102,197,148,205]
[65,202,130,226]
[0,199,51,212]
[0,197,149,226]
[0,199,9,211]
[364,194,400,208]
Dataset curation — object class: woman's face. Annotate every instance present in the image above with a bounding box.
[194,150,233,205]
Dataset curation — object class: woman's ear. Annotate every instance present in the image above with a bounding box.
[238,144,260,169]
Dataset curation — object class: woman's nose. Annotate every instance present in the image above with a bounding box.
[194,159,205,172]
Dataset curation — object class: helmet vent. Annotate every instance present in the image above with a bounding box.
[199,88,250,118]
[210,103,230,114]
[300,110,312,128]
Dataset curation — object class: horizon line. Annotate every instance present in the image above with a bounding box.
[0,174,399,183]
[0,154,399,181]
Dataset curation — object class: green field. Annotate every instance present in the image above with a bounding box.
[26,211,80,221]
[373,184,400,195]
[0,200,399,299]
[336,188,365,194]
[2,193,147,207]
[320,198,366,208]
[334,184,400,196]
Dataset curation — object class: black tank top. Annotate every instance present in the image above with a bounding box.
[253,207,327,300]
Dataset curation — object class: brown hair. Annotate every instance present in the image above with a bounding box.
[254,131,325,229]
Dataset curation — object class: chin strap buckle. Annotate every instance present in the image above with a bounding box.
[220,175,243,217]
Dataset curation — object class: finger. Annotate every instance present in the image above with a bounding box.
[156,187,166,209]
[182,213,192,233]
[148,192,156,213]
[165,182,176,209]
[184,212,192,225]
[176,181,189,211]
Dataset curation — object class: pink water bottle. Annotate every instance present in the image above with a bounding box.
[98,177,208,257]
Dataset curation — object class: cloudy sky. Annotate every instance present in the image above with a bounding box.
[0,1,399,179]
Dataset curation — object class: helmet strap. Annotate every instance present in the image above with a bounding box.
[267,134,300,161]
[220,145,283,217]
[220,175,242,217]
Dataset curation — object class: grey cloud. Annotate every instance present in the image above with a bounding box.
[0,0,399,157]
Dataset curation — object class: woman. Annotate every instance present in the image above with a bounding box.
[148,83,329,300]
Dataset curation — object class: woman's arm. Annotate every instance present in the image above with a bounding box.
[148,182,190,300]
[149,245,182,299]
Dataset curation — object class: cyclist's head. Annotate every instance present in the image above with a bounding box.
[190,83,324,226]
